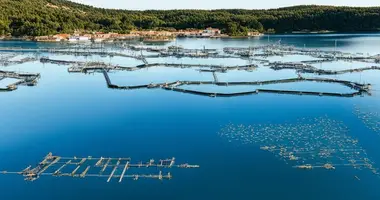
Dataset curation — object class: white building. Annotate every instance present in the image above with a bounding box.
[68,37,78,42]
[78,36,89,41]
[68,36,90,42]
[199,28,221,37]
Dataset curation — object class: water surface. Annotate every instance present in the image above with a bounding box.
[1,34,380,200]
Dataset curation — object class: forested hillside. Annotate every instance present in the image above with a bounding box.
[1,0,380,36]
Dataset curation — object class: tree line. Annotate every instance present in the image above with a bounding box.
[1,0,380,36]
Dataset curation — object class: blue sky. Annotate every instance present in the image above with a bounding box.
[72,0,379,10]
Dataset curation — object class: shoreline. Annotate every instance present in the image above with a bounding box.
[1,31,380,43]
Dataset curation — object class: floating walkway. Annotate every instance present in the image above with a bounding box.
[127,45,232,58]
[135,63,258,71]
[0,47,142,59]
[39,57,258,73]
[0,70,40,91]
[162,79,367,98]
[101,69,370,98]
[40,57,133,72]
[43,57,380,76]
[0,56,37,66]
[2,44,379,95]
[268,62,380,75]
[2,44,379,64]
[223,44,380,63]
[0,153,199,182]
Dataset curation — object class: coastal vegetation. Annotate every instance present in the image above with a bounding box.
[1,0,380,36]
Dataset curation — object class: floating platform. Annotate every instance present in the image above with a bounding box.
[2,44,380,95]
[0,70,40,91]
[0,56,37,67]
[0,153,199,182]
[100,69,371,98]
[269,61,380,75]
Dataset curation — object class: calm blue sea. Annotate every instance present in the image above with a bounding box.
[1,33,380,200]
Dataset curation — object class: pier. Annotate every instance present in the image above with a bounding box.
[0,153,199,182]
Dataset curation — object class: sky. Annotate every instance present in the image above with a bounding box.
[71,0,379,10]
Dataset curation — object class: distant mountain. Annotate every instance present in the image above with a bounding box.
[1,0,380,36]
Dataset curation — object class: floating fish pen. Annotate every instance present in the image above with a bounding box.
[0,153,199,182]
[223,44,379,63]
[268,61,380,75]
[0,47,142,59]
[127,45,166,52]
[2,44,379,63]
[2,44,380,95]
[127,44,217,53]
[300,59,334,64]
[0,56,37,67]
[40,57,258,73]
[100,69,371,98]
[0,70,40,91]
[107,45,237,59]
[159,51,237,59]
[40,57,80,65]
[134,63,258,71]
[39,58,134,73]
[4,44,380,67]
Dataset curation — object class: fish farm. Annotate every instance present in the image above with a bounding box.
[218,116,379,178]
[0,42,379,97]
[354,105,380,136]
[0,70,40,91]
[0,153,199,182]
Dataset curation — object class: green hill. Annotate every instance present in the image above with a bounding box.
[1,0,380,36]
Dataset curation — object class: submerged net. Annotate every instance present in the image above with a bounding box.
[218,116,378,175]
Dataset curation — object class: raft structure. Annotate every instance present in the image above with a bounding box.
[0,70,40,91]
[0,53,38,67]
[267,61,380,75]
[1,43,380,62]
[0,153,199,182]
[1,43,380,95]
[0,47,144,60]
[39,57,258,73]
[223,44,380,63]
[100,69,371,98]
